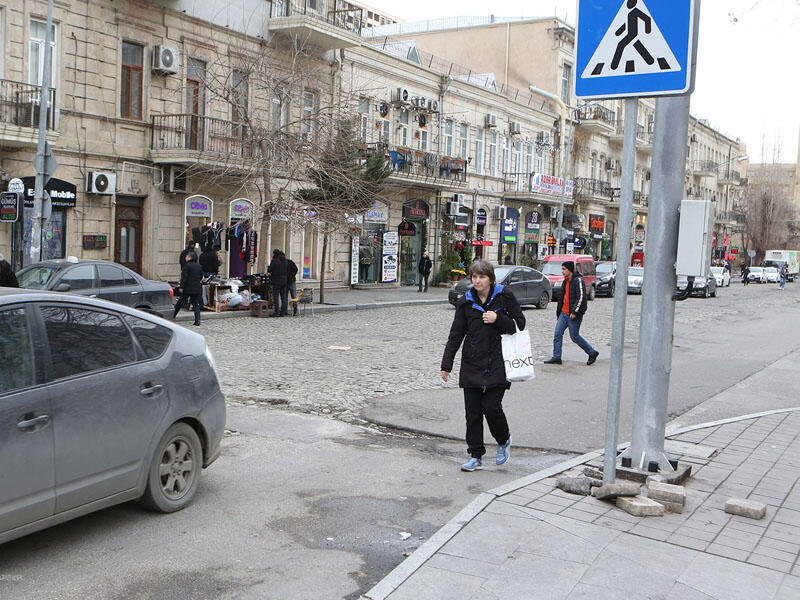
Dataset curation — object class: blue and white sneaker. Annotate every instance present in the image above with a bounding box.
[496,437,511,465]
[461,457,483,472]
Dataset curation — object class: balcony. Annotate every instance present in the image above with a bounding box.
[692,160,718,178]
[718,169,741,185]
[574,177,613,201]
[636,124,653,154]
[268,1,364,50]
[363,144,467,187]
[503,171,574,201]
[0,79,57,149]
[576,104,615,134]
[717,210,745,224]
[150,114,262,169]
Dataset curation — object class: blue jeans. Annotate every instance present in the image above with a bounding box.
[553,312,596,359]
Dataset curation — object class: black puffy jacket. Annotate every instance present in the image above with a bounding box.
[441,284,525,389]
[268,254,288,285]
[554,274,588,318]
[179,260,203,295]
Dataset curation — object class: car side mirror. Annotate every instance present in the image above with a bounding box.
[54,282,71,292]
[510,276,520,283]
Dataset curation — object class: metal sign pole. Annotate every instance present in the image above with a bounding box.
[602,97,638,484]
[627,95,691,472]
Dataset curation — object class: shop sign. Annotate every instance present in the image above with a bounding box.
[350,236,359,285]
[566,242,575,253]
[502,208,519,244]
[530,174,574,197]
[634,228,646,242]
[381,231,399,283]
[471,240,493,246]
[547,235,557,248]
[476,208,487,226]
[20,176,77,208]
[1,192,21,223]
[185,195,212,218]
[523,232,539,244]
[82,234,108,250]
[398,221,417,236]
[525,211,541,231]
[573,236,587,250]
[402,198,430,220]
[365,200,389,223]
[229,198,254,221]
[589,213,605,233]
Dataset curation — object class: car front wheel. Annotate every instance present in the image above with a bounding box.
[537,291,550,309]
[139,422,203,513]
[588,285,595,301]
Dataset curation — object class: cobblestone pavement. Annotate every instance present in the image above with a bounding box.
[203,281,798,424]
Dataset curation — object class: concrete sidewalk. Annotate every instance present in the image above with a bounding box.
[363,363,800,598]
[175,285,450,321]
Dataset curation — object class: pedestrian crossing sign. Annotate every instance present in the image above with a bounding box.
[575,0,699,99]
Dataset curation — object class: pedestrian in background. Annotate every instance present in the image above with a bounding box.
[173,252,203,326]
[418,252,432,292]
[780,264,788,290]
[503,254,513,265]
[0,253,19,288]
[268,249,289,317]
[441,259,525,472]
[179,242,197,267]
[742,264,750,285]
[544,260,599,366]
[199,248,221,278]
[287,256,299,315]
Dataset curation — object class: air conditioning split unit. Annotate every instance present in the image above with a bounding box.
[165,165,189,194]
[86,171,116,195]
[485,113,498,128]
[494,205,507,220]
[446,200,462,216]
[427,99,439,113]
[152,45,179,74]
[509,121,521,135]
[537,131,551,145]
[393,87,410,104]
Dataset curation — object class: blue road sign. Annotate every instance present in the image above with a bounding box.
[575,0,699,99]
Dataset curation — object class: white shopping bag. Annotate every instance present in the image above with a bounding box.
[501,323,535,382]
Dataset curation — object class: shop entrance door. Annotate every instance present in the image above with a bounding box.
[114,198,143,274]
[400,230,422,286]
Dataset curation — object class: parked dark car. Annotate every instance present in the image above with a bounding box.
[677,272,717,298]
[595,261,616,297]
[448,265,552,309]
[15,258,173,319]
[0,289,225,545]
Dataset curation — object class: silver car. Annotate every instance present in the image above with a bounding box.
[0,289,225,545]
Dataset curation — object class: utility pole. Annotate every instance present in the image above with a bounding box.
[31,0,56,264]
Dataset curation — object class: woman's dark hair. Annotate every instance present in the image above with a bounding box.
[469,259,495,283]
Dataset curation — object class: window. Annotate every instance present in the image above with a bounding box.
[398,108,409,146]
[458,123,468,158]
[122,315,173,360]
[97,264,125,287]
[358,97,369,141]
[513,140,522,173]
[417,129,428,151]
[59,264,95,291]
[561,63,572,105]
[0,308,35,394]
[590,152,597,179]
[120,42,143,119]
[302,90,315,138]
[231,69,248,135]
[29,19,56,87]
[444,119,453,156]
[272,86,289,131]
[41,306,137,380]
[186,58,206,150]
[535,144,545,174]
[489,131,498,177]
[503,136,511,174]
[379,117,390,144]
[475,128,485,175]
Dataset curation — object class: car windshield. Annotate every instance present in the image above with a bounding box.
[540,261,565,275]
[750,267,763,272]
[596,263,614,275]
[16,265,59,289]
[494,266,514,281]
[710,267,723,274]
[629,267,644,276]
[765,267,778,273]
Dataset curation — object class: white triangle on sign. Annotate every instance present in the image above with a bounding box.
[581,0,680,79]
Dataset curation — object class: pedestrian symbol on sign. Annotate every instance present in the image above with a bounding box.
[582,0,680,79]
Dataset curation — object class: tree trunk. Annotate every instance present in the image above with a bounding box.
[319,229,328,304]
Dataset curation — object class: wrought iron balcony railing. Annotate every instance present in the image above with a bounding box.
[0,79,56,129]
[271,0,364,35]
[576,104,615,128]
[574,177,613,199]
[362,143,467,184]
[151,114,262,159]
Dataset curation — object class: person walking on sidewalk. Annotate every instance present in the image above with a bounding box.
[742,264,750,285]
[779,264,788,290]
[179,242,197,268]
[544,261,599,366]
[268,249,289,317]
[418,252,432,292]
[286,256,299,315]
[173,253,203,326]
[441,259,525,472]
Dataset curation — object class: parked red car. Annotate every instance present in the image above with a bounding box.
[539,254,598,300]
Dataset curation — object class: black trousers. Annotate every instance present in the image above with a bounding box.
[463,387,510,459]
[272,283,288,315]
[173,293,201,324]
[418,273,429,291]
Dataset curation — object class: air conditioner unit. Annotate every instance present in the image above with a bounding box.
[393,87,410,104]
[509,121,522,135]
[417,96,426,108]
[165,165,188,194]
[428,99,439,113]
[446,201,462,216]
[550,206,559,219]
[86,171,116,195]
[152,45,179,74]
[606,159,619,171]
[536,131,551,145]
[494,205,507,220]
[485,114,498,128]
[453,213,469,228]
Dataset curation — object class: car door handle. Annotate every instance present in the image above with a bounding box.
[131,291,140,295]
[89,294,97,298]
[17,415,50,430]
[140,384,164,397]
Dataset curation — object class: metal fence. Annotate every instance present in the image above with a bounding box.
[272,0,364,35]
[574,177,613,199]
[151,114,262,159]
[0,79,56,129]
[364,142,467,184]
[576,105,615,128]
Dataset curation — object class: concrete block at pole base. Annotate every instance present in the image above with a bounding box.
[658,500,684,514]
[646,480,686,506]
[616,495,665,517]
[724,498,767,520]
[592,481,642,500]
[557,476,592,496]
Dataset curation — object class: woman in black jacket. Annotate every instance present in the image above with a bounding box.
[0,254,19,288]
[441,259,525,472]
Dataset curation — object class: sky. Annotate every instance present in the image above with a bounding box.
[362,0,800,164]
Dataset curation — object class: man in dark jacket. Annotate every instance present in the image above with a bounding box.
[179,242,198,267]
[268,249,289,317]
[417,252,432,292]
[286,256,299,315]
[0,253,19,287]
[544,260,599,365]
[173,253,203,325]
[199,249,221,277]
